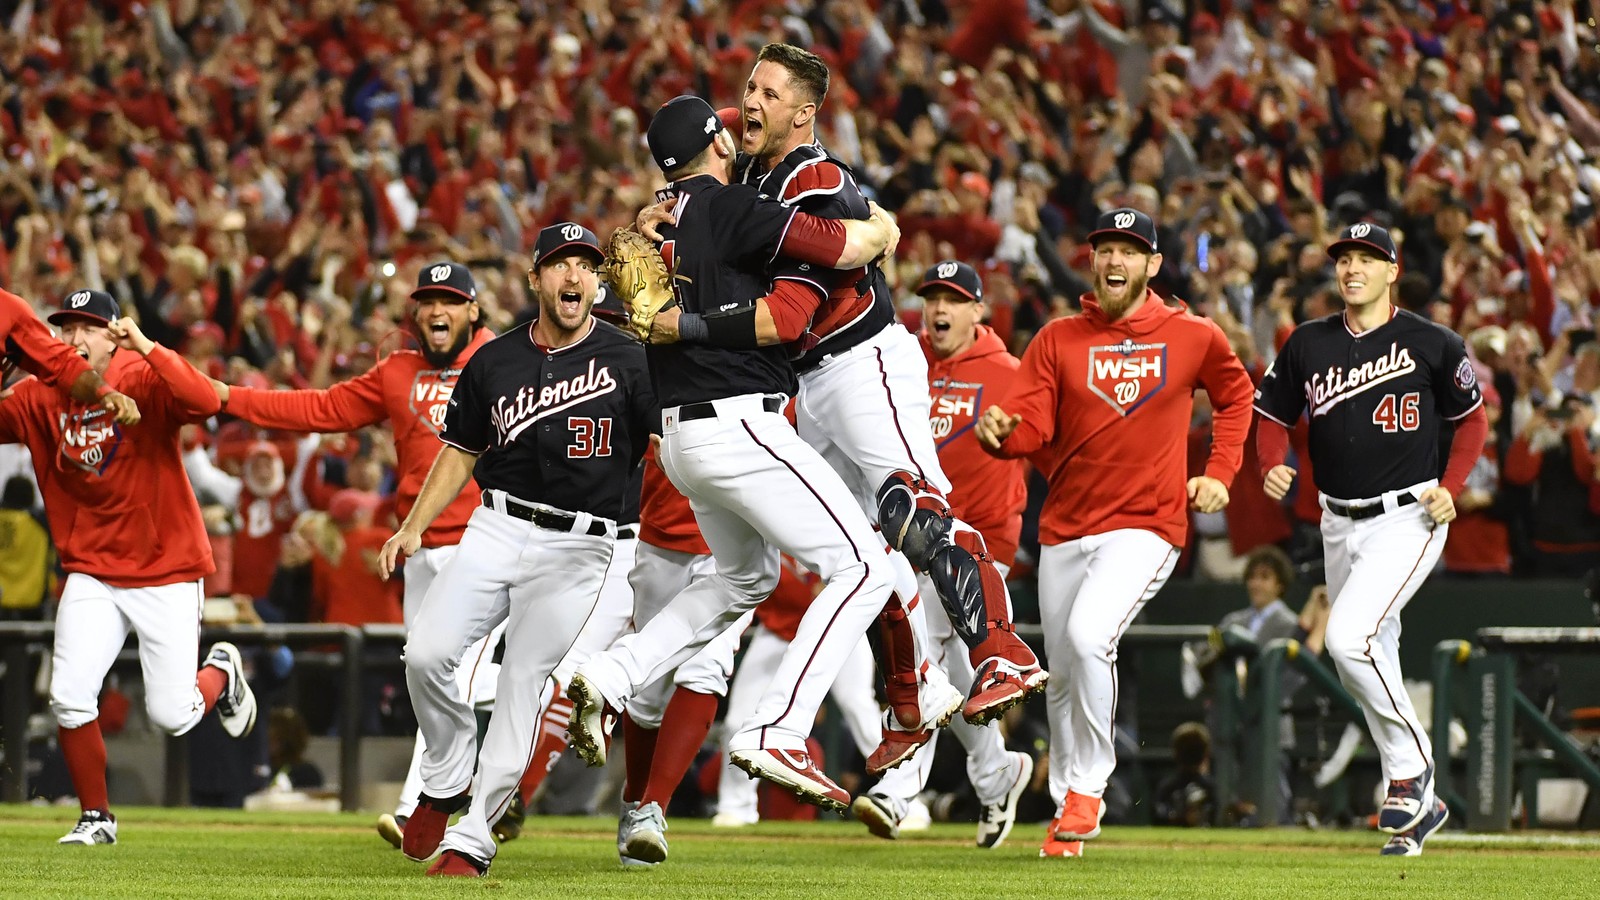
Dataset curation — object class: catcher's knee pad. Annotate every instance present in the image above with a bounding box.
[876,471,952,570]
[928,529,1010,649]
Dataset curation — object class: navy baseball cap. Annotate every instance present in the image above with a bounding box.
[1088,207,1159,254]
[1328,222,1398,264]
[411,261,477,302]
[916,260,983,302]
[532,222,604,269]
[48,289,119,326]
[647,95,732,173]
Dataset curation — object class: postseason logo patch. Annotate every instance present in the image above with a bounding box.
[1086,339,1168,416]
[1454,357,1478,392]
[410,368,462,434]
[57,406,122,476]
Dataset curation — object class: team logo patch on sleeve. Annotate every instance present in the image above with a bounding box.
[1087,340,1168,416]
[1454,357,1478,392]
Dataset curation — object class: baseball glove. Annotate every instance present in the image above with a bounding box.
[601,227,675,341]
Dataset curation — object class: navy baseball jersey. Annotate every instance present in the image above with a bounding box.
[1253,309,1483,500]
[440,319,656,519]
[737,145,894,370]
[650,174,802,407]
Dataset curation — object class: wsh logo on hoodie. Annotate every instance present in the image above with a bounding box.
[1086,339,1167,416]
[57,406,122,475]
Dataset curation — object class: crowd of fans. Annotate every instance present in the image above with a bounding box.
[3,0,1600,724]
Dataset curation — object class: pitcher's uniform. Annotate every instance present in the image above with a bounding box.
[1253,307,1482,800]
[404,317,655,866]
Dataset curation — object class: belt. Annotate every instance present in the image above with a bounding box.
[678,396,783,421]
[1324,493,1417,521]
[481,490,609,536]
[618,524,639,540]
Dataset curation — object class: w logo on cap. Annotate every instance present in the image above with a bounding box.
[69,291,91,307]
[1113,212,1136,229]
[936,262,959,279]
[561,223,584,241]
[430,265,453,283]
[1349,223,1372,238]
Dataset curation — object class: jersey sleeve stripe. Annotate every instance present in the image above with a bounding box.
[1442,397,1484,421]
[773,274,829,296]
[1252,405,1293,427]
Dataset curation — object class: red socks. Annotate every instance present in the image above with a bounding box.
[621,714,660,805]
[197,666,227,713]
[640,689,719,809]
[58,720,109,812]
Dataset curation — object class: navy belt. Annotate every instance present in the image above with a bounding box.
[1325,493,1416,521]
[618,524,639,540]
[678,396,783,421]
[482,490,608,536]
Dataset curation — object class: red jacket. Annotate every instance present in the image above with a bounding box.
[225,329,493,549]
[985,293,1254,548]
[639,446,710,556]
[921,325,1028,566]
[0,346,219,587]
[1,288,96,391]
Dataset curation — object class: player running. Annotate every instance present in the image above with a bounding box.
[976,209,1255,858]
[210,261,503,849]
[377,224,657,878]
[1253,221,1487,856]
[0,290,254,845]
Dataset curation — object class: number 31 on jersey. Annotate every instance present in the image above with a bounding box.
[1372,392,1420,432]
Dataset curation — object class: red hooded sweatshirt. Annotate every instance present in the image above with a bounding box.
[921,324,1029,566]
[984,292,1254,548]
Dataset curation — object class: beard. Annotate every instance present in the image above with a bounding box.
[420,326,473,369]
[1095,269,1150,321]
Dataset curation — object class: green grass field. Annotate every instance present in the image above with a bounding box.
[3,805,1598,899]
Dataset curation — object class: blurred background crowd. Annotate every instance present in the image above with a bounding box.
[2,0,1600,824]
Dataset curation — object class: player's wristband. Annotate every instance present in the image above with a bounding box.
[702,306,761,349]
[677,312,710,343]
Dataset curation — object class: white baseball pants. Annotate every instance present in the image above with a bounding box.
[395,544,507,818]
[623,543,732,728]
[577,394,895,754]
[714,625,881,823]
[50,574,208,734]
[1039,529,1178,803]
[1320,483,1445,785]
[408,501,616,863]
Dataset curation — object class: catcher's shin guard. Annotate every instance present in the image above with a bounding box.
[518,687,575,805]
[876,471,953,570]
[928,528,1036,667]
[877,595,925,729]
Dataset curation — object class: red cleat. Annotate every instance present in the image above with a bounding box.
[962,656,1048,726]
[730,748,850,812]
[1053,790,1106,841]
[426,849,488,877]
[402,791,469,861]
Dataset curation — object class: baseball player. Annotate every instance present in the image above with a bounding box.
[975,209,1255,858]
[852,261,1035,849]
[643,45,1045,745]
[2,286,139,423]
[0,290,255,845]
[210,261,506,849]
[377,224,656,877]
[1253,222,1487,856]
[566,94,947,832]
